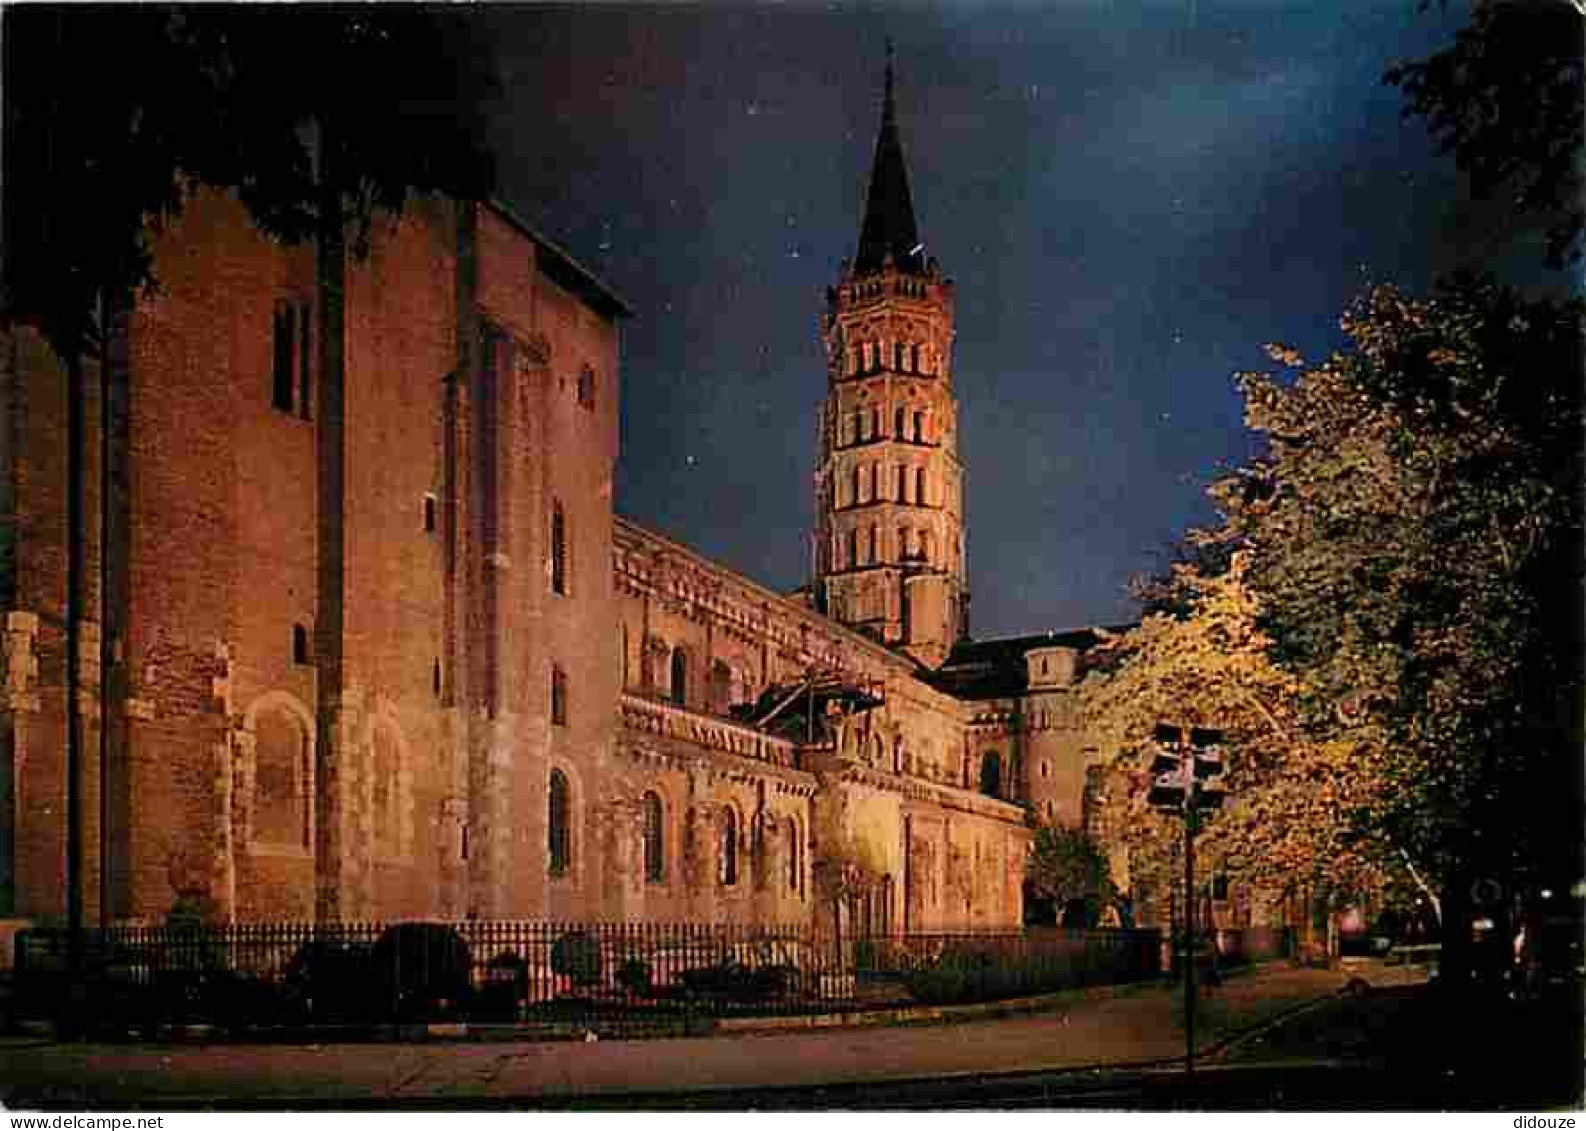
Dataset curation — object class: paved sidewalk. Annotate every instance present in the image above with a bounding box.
[0,964,1343,1109]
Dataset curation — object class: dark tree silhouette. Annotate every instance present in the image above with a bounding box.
[1386,0,1585,268]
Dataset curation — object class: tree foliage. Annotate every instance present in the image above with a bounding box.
[1386,0,1585,267]
[1082,277,1583,914]
[1,6,498,358]
[1024,821,1117,925]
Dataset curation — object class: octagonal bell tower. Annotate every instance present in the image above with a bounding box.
[813,47,966,668]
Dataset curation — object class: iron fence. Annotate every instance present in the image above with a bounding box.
[10,920,1163,1035]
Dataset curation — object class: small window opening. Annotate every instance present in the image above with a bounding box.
[297,301,312,420]
[551,665,568,726]
[719,807,739,886]
[423,493,437,533]
[548,769,570,875]
[577,365,596,409]
[272,303,296,412]
[292,623,310,666]
[550,499,567,594]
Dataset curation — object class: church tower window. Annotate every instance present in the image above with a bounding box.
[848,529,858,570]
[868,525,878,564]
[914,411,925,442]
[851,464,861,506]
[916,467,927,505]
[870,407,880,438]
[895,406,905,439]
[911,343,921,373]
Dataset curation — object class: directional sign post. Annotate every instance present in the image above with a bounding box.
[1146,723,1227,1075]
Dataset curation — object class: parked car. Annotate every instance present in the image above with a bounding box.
[1341,942,1440,993]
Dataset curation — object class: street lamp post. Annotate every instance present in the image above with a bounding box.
[1147,724,1227,1075]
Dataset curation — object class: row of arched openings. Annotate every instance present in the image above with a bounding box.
[847,340,933,379]
[638,791,803,895]
[845,462,930,507]
[846,405,932,446]
[833,524,935,571]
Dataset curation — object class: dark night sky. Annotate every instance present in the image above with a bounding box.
[480,2,1503,639]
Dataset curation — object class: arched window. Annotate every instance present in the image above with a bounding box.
[894,342,905,371]
[868,525,878,564]
[550,499,567,594]
[868,463,878,500]
[893,735,904,774]
[720,807,739,886]
[911,344,921,373]
[979,751,1001,798]
[642,791,664,883]
[292,623,310,665]
[916,467,927,505]
[548,769,571,875]
[847,529,859,570]
[709,659,733,715]
[914,411,924,442]
[851,464,861,505]
[870,407,880,438]
[669,647,689,707]
[255,706,310,848]
[897,464,908,502]
[894,406,905,439]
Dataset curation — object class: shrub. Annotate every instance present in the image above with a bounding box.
[616,958,653,996]
[285,938,374,1021]
[474,950,528,1021]
[550,930,602,988]
[370,922,473,1021]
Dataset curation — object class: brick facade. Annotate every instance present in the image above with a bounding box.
[1,66,1122,934]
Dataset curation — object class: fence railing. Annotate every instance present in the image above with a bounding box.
[10,920,1162,1034]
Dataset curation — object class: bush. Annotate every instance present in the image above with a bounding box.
[679,960,796,1002]
[616,958,653,996]
[904,943,1073,1005]
[550,930,603,988]
[473,950,528,1021]
[285,938,374,1021]
[370,922,473,1021]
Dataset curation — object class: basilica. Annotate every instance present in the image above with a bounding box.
[0,59,1111,934]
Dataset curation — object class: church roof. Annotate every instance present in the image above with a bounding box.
[852,44,926,276]
[928,627,1135,700]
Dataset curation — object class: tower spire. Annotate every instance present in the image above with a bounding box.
[853,40,922,276]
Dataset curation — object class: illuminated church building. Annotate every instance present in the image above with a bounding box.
[0,59,1119,931]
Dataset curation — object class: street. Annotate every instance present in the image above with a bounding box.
[2,963,1578,1110]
